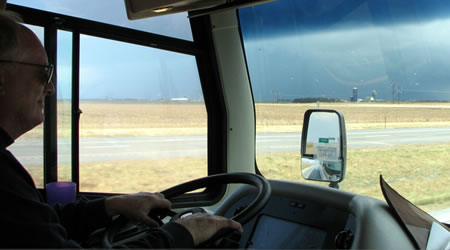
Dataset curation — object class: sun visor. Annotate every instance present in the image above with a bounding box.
[124,0,276,20]
[124,0,226,20]
[380,175,449,249]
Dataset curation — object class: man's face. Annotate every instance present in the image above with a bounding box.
[0,26,55,136]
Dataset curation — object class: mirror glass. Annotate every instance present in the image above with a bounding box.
[301,112,343,182]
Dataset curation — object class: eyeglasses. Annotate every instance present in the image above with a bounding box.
[0,60,54,86]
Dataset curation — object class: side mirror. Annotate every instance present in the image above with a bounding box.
[301,109,347,188]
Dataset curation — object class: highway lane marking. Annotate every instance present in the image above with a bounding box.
[14,150,203,160]
[79,147,206,155]
[362,135,390,138]
[15,156,42,160]
[257,145,299,149]
[16,148,207,159]
[348,128,450,135]
[84,145,129,149]
[348,141,392,146]
[256,135,300,138]
[79,138,207,145]
[257,139,300,142]
[347,135,450,145]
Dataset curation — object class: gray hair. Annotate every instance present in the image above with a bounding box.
[0,11,23,60]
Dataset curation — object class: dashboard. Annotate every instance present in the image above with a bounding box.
[216,179,416,249]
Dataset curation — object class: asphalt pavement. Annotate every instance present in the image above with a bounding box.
[9,126,450,164]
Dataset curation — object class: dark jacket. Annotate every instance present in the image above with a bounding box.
[0,127,193,248]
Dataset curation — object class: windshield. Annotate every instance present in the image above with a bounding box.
[239,0,450,213]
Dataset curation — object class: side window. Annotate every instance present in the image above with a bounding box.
[8,4,206,194]
[78,35,207,193]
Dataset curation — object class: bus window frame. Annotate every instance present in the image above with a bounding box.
[7,3,228,207]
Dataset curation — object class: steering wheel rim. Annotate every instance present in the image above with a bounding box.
[102,172,271,248]
[161,172,271,224]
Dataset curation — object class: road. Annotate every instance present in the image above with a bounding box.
[256,126,450,152]
[8,127,450,164]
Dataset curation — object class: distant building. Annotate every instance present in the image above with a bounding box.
[351,87,358,102]
[171,97,189,102]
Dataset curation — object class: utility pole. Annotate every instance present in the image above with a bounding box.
[391,82,396,104]
[272,89,280,103]
[391,82,401,104]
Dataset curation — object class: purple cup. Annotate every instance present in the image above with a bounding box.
[46,182,77,206]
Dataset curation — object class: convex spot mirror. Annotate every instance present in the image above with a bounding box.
[301,109,347,188]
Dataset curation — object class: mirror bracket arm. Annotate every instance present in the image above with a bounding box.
[329,182,339,189]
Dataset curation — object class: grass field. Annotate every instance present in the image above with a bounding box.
[19,101,450,212]
[23,101,450,138]
[255,102,450,132]
[256,142,450,212]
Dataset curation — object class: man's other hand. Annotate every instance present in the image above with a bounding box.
[174,213,243,246]
[105,192,170,227]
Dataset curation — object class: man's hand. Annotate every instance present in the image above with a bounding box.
[174,213,243,246]
[105,192,243,246]
[105,192,170,227]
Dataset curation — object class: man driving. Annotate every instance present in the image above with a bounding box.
[0,10,242,248]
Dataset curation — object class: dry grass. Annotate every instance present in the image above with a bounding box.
[342,142,450,211]
[257,142,450,212]
[77,157,207,193]
[23,102,208,138]
[26,157,207,193]
[21,101,450,138]
[79,102,207,129]
[255,102,450,132]
[78,102,208,137]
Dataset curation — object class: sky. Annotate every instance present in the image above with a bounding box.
[10,0,450,102]
[240,0,450,101]
[10,0,201,101]
[242,17,450,101]
[9,0,192,40]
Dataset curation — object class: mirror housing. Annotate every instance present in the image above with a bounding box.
[300,109,347,188]
[124,0,275,19]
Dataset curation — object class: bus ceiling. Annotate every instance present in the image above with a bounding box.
[124,0,275,20]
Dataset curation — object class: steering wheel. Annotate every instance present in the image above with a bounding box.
[102,172,271,248]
